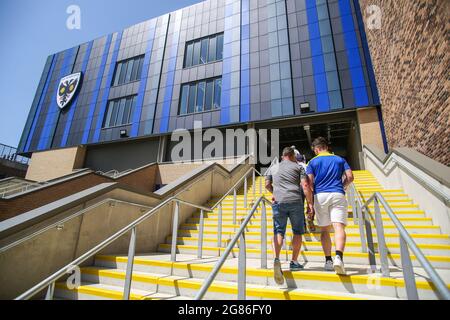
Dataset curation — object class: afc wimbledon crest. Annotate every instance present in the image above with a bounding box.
[57,72,81,109]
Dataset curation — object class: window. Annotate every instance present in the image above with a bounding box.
[205,80,214,111]
[112,55,144,86]
[216,34,224,60]
[184,33,224,68]
[214,78,222,109]
[179,77,222,115]
[103,96,136,128]
[185,43,194,68]
[200,39,209,64]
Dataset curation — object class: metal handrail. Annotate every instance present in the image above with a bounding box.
[15,196,213,300]
[0,181,43,198]
[195,196,272,300]
[354,187,450,300]
[15,163,261,300]
[0,198,152,254]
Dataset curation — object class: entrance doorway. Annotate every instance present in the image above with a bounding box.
[256,112,363,170]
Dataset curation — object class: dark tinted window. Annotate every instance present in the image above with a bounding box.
[184,33,224,68]
[112,55,144,86]
[103,96,136,128]
[179,77,222,115]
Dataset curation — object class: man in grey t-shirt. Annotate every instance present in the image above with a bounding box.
[265,147,314,285]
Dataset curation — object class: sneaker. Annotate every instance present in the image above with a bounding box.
[324,260,334,271]
[289,261,304,271]
[333,256,346,275]
[273,258,284,285]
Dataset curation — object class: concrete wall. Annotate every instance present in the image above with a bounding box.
[26,146,86,182]
[356,107,385,152]
[0,159,27,179]
[0,159,251,299]
[363,146,450,234]
[346,122,363,170]
[84,138,160,172]
[358,0,450,166]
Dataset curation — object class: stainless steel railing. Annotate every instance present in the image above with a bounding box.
[0,181,45,198]
[0,143,29,165]
[0,198,151,254]
[15,165,263,300]
[195,195,271,300]
[348,184,450,300]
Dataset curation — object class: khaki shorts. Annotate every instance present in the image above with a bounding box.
[314,193,348,227]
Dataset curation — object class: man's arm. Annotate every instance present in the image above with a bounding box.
[342,169,354,189]
[342,160,354,189]
[301,176,314,216]
[265,177,273,194]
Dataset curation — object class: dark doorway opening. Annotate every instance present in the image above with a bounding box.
[257,115,363,170]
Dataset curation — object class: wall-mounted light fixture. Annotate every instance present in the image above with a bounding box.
[120,129,128,138]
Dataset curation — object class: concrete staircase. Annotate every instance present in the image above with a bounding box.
[53,171,450,300]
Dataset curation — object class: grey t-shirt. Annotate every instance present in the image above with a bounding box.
[266,160,306,203]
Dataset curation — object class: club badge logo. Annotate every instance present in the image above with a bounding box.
[57,72,81,109]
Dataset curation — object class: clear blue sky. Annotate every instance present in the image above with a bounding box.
[0,0,202,148]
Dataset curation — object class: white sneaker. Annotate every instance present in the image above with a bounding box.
[273,258,284,285]
[324,260,334,271]
[333,256,346,275]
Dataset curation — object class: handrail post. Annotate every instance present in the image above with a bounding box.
[261,202,267,269]
[374,196,390,277]
[233,188,237,225]
[238,232,246,300]
[45,282,55,300]
[400,235,419,300]
[252,170,256,201]
[123,227,137,300]
[350,187,358,225]
[244,176,248,209]
[171,201,180,262]
[357,202,367,253]
[260,175,263,195]
[217,203,223,247]
[364,206,377,272]
[198,209,204,259]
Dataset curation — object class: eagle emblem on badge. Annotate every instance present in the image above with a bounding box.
[57,72,81,109]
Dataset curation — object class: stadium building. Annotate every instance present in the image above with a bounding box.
[18,0,387,178]
[1,0,448,301]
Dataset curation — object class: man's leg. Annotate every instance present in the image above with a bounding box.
[272,203,287,284]
[291,234,302,262]
[332,222,346,252]
[330,193,348,275]
[320,225,333,257]
[273,233,284,260]
[289,202,305,263]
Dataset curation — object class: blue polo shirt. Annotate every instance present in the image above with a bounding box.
[306,152,351,195]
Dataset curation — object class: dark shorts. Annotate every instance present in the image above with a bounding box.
[272,201,305,237]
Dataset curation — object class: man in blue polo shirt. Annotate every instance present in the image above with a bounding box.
[306,137,354,275]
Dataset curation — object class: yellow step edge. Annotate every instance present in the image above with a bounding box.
[189,217,432,223]
[95,256,449,292]
[181,223,440,230]
[54,282,152,300]
[199,211,426,216]
[81,267,359,300]
[158,244,450,263]
[168,237,450,251]
[178,230,450,240]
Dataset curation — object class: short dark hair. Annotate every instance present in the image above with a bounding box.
[282,146,295,157]
[312,137,329,150]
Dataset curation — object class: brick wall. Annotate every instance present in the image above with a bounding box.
[0,165,158,221]
[358,0,450,165]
